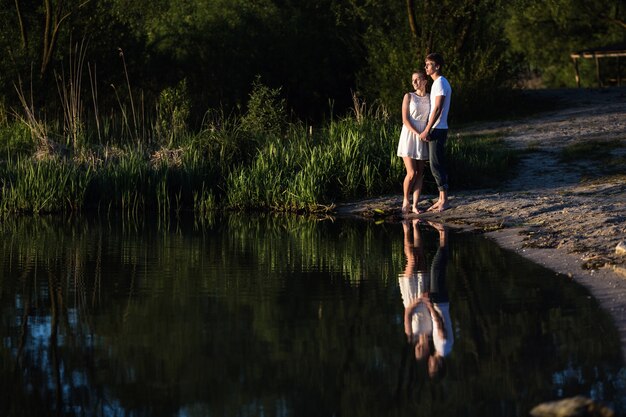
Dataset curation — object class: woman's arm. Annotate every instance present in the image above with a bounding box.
[401,94,420,136]
[403,298,423,337]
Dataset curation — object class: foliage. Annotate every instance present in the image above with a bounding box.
[0,108,519,215]
[504,0,626,87]
[0,157,92,214]
[226,113,397,211]
[155,78,190,147]
[0,121,34,157]
[130,0,359,121]
[337,0,520,123]
[0,0,622,125]
[559,138,626,177]
[240,76,288,138]
[446,132,520,190]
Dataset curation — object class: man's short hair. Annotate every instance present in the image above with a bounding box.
[426,53,444,68]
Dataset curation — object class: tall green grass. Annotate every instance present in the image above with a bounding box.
[0,122,33,158]
[0,116,519,216]
[445,132,520,190]
[0,157,92,214]
[225,116,401,211]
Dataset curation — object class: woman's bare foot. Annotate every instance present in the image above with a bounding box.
[402,202,411,214]
[411,205,424,214]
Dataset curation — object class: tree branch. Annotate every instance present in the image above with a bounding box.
[14,0,28,49]
[406,0,419,50]
[40,0,91,78]
[41,0,52,77]
[604,15,626,30]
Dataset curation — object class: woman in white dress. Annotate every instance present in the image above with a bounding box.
[397,71,430,214]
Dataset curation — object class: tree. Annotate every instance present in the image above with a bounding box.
[342,0,516,121]
[505,0,626,87]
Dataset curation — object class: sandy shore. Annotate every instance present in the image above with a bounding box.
[336,87,626,360]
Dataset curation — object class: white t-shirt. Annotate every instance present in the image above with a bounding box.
[429,76,452,129]
[433,302,454,356]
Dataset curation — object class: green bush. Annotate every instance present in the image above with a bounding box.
[240,76,288,139]
[156,79,191,147]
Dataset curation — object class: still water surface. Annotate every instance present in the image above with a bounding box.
[0,214,624,416]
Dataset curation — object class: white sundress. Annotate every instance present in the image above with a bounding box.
[397,93,430,160]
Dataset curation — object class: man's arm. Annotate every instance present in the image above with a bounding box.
[419,95,445,141]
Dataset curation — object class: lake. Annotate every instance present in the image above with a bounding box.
[1,213,624,416]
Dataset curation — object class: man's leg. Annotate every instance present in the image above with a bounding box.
[427,129,449,211]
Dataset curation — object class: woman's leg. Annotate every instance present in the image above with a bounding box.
[402,156,417,213]
[412,160,425,213]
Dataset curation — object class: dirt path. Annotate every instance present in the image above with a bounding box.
[336,87,626,360]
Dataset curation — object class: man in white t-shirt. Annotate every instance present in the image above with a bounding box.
[419,53,452,212]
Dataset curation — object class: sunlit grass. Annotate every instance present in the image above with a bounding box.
[560,138,624,162]
[560,138,626,178]
[225,116,401,211]
[446,132,521,190]
[0,157,92,214]
[0,115,521,216]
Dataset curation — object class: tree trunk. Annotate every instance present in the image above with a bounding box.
[454,0,480,55]
[41,0,53,78]
[14,0,28,49]
[41,0,73,79]
[406,0,419,50]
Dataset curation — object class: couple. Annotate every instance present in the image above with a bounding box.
[399,219,453,379]
[397,53,452,214]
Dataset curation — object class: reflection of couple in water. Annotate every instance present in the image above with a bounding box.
[399,219,453,380]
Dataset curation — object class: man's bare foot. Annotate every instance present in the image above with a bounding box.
[426,221,445,231]
[426,202,440,212]
[435,202,450,212]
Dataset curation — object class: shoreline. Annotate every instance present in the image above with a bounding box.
[337,190,626,364]
[485,226,626,362]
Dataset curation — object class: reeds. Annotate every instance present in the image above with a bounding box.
[225,114,399,211]
[0,107,519,217]
[0,157,92,214]
[55,38,88,149]
[13,74,51,154]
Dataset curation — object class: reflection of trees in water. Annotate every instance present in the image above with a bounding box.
[0,215,623,416]
[442,233,623,413]
[0,214,405,416]
[392,224,624,415]
[1,217,107,416]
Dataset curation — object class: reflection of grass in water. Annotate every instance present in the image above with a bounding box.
[560,138,626,176]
